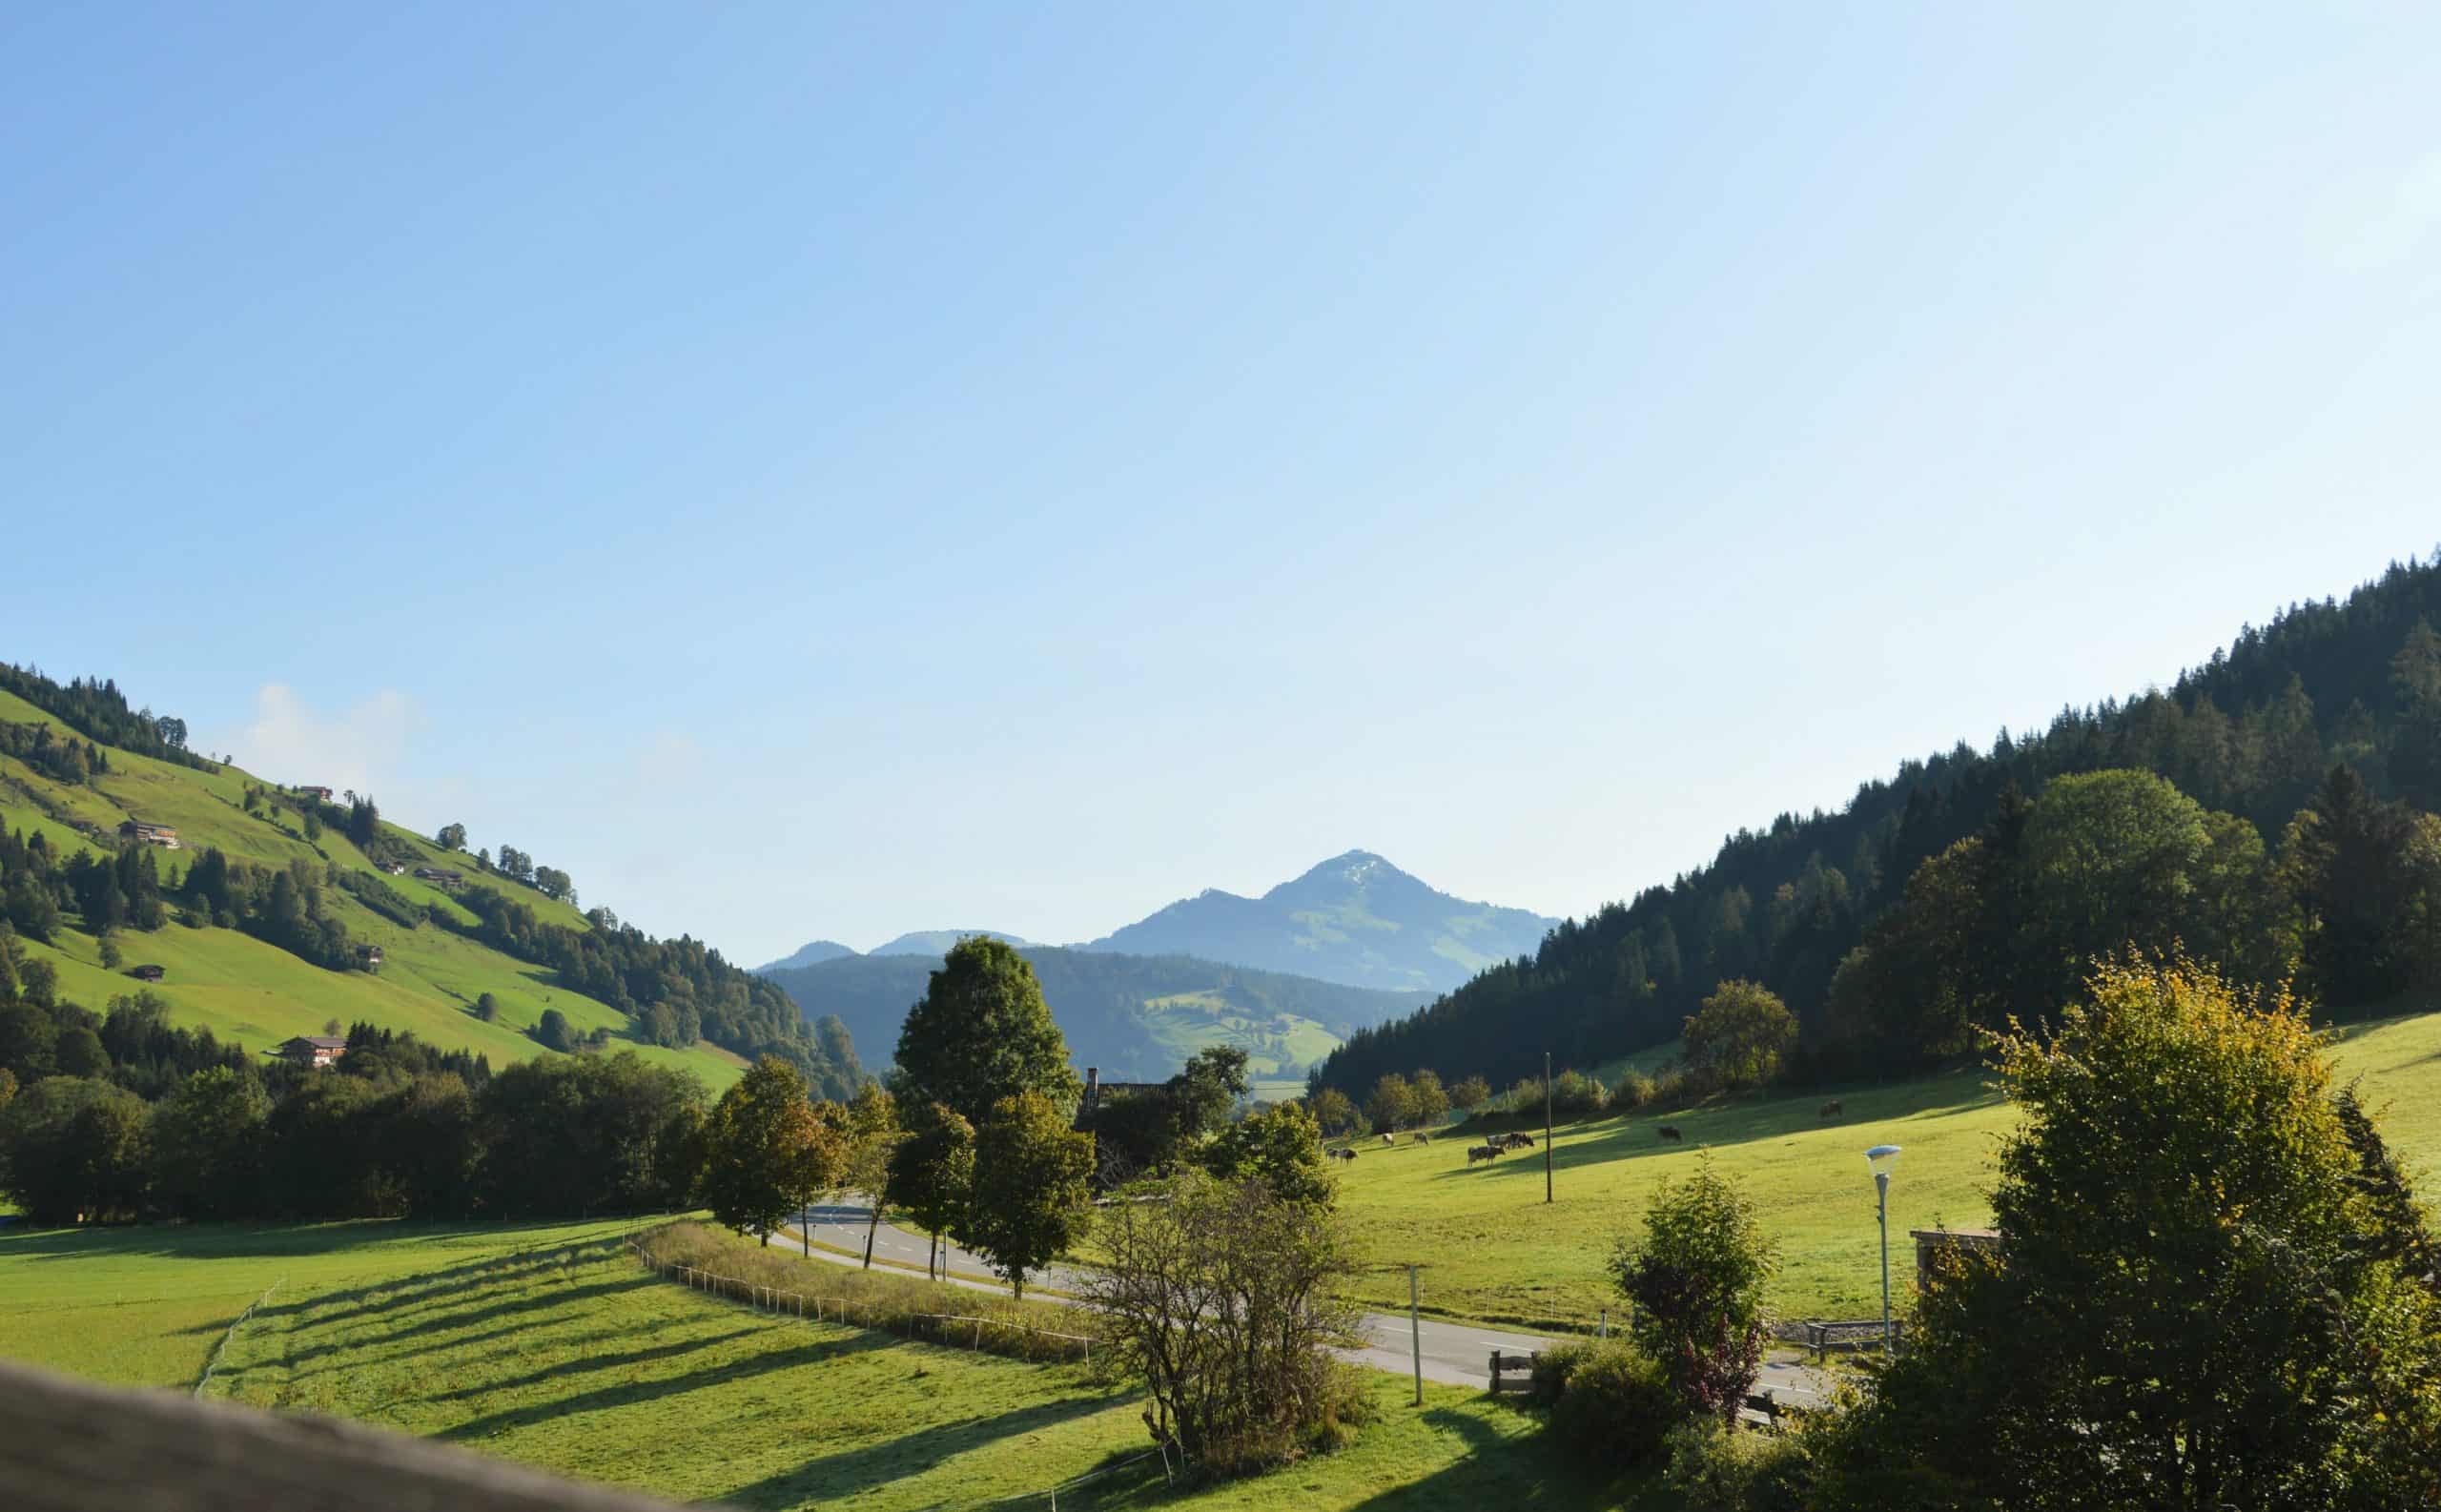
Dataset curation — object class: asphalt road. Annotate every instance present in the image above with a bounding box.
[784,1201,1829,1406]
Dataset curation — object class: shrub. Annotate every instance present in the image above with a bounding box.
[1550,1068,1609,1121]
[1529,1338,1593,1406]
[1612,1068,1656,1112]
[1664,1420,1815,1512]
[1084,1172,1362,1475]
[1548,1340,1681,1468]
[1651,1066,1692,1110]
[1610,1153,1778,1421]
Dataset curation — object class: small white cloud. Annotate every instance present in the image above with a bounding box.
[2334,153,2441,272]
[215,684,416,799]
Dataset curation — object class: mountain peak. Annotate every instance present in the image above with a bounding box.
[1085,851,1554,993]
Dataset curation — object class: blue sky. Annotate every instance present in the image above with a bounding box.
[6,3,2438,962]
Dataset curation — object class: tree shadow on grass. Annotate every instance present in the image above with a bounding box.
[426,1325,765,1402]
[440,1330,900,1444]
[253,1246,591,1325]
[1084,1406,1661,1512]
[714,1388,1131,1510]
[267,1275,659,1369]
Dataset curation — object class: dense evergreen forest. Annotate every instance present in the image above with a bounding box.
[0,664,214,772]
[457,887,860,1097]
[1316,550,2441,1096]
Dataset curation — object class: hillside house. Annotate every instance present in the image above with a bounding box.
[380,862,407,875]
[295,785,335,801]
[119,819,179,849]
[127,964,165,983]
[1077,1066,1160,1124]
[413,867,462,886]
[273,1034,349,1069]
[357,945,384,971]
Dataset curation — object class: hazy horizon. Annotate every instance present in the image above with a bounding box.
[9,5,2440,962]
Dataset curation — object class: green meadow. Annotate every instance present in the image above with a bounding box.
[1329,1008,2441,1330]
[0,1216,641,1389]
[1,1217,1674,1511]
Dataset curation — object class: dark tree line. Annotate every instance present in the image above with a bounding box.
[0,665,215,772]
[0,928,718,1224]
[0,721,110,786]
[1318,549,2441,1097]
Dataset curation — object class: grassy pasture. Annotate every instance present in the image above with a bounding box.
[0,1217,1673,1511]
[1329,1008,2441,1331]
[0,1216,640,1388]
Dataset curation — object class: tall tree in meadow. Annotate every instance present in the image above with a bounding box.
[1306,1084,1358,1135]
[1408,1068,1451,1127]
[843,1080,904,1268]
[1364,1073,1416,1133]
[958,1089,1095,1299]
[702,1057,848,1246]
[890,1099,976,1279]
[1680,980,1796,1089]
[893,936,1077,1127]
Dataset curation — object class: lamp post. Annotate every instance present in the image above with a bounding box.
[1866,1144,1901,1353]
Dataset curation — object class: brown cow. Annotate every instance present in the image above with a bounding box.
[1819,1100,1844,1119]
[1657,1125,1684,1143]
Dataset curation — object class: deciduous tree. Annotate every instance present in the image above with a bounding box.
[1821,958,2441,1508]
[701,1057,847,1246]
[889,1099,975,1279]
[893,937,1077,1128]
[959,1089,1094,1299]
[1680,980,1796,1089]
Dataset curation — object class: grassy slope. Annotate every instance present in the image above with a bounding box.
[1138,990,1342,1079]
[0,1216,640,1389]
[1331,1008,2441,1330]
[171,1224,1669,1511]
[0,688,744,1089]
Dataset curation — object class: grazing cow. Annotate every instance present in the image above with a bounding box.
[1328,1147,1357,1163]
[1508,1132,1535,1149]
[1413,1132,1430,1145]
[1657,1125,1684,1143]
[1819,1100,1844,1119]
[1467,1144,1503,1166]
[1382,1134,1396,1148]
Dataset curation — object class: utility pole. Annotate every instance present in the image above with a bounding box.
[1544,1051,1554,1204]
[1408,1264,1424,1406]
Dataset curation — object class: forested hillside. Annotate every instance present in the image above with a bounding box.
[1317,550,2441,1095]
[768,945,1428,1084]
[0,665,860,1099]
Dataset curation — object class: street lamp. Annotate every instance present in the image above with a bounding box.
[1865,1145,1901,1352]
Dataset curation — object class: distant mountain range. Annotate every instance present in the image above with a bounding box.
[754,930,1036,972]
[756,938,859,972]
[1081,849,1555,994]
[761,946,1428,1087]
[753,849,1550,1080]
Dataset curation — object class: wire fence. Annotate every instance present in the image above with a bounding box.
[626,1239,1098,1365]
[193,1276,283,1399]
[626,1235,1197,1506]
